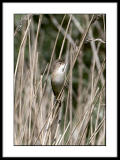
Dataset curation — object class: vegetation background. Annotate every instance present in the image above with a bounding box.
[14,14,106,145]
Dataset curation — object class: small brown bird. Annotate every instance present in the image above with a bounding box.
[51,59,67,98]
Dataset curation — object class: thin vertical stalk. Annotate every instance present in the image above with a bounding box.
[14,18,31,87]
[69,46,73,145]
[63,90,69,144]
[59,14,72,59]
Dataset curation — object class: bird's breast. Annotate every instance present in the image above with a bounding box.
[51,71,65,85]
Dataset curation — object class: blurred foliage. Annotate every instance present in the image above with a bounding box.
[14,15,105,63]
[14,13,106,107]
[14,14,106,107]
[14,14,106,145]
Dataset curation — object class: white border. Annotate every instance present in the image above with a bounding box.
[3,3,117,157]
